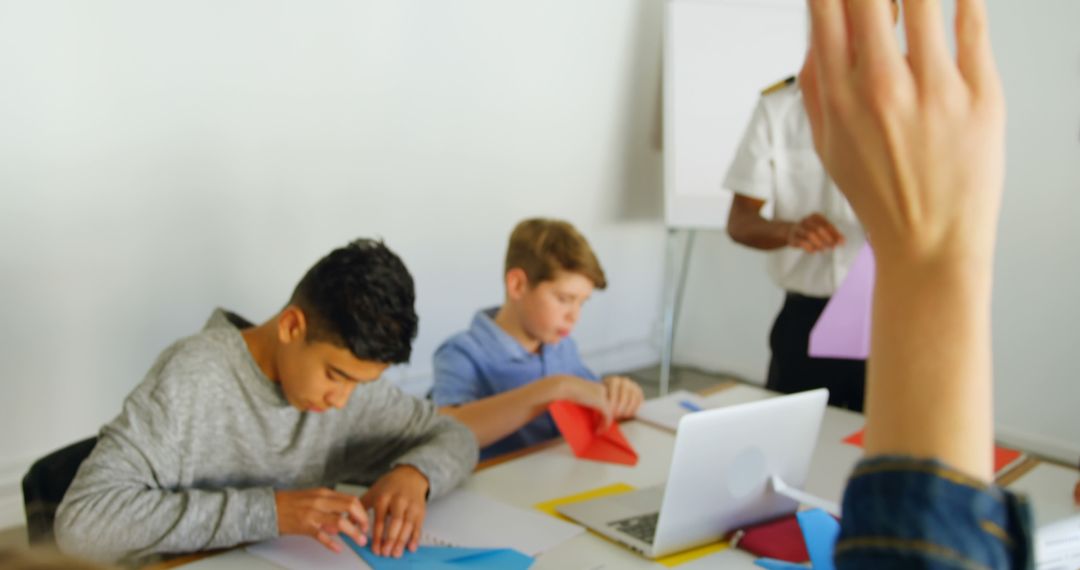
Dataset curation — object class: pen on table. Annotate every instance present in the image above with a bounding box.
[679,400,702,412]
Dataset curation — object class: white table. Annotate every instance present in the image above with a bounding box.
[169,382,867,570]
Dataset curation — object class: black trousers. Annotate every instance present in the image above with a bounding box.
[766,293,867,412]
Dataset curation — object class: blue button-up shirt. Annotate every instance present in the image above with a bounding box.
[431,307,599,459]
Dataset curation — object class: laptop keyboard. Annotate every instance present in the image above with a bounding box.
[608,512,660,544]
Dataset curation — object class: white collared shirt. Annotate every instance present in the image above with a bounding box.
[723,82,865,297]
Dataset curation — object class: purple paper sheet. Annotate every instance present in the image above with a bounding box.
[808,244,874,360]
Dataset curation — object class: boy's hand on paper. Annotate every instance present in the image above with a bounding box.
[788,213,844,253]
[799,0,1004,265]
[274,487,369,553]
[361,464,430,558]
[603,376,644,420]
[552,375,613,431]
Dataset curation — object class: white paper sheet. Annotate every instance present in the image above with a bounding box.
[422,488,583,556]
[247,535,370,570]
[1037,515,1080,570]
[1007,462,1080,570]
[1009,462,1080,529]
[634,390,709,432]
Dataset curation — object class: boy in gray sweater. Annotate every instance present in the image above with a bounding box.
[55,239,478,565]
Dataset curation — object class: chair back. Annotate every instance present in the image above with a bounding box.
[21,437,98,545]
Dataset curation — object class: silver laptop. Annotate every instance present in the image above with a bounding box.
[556,388,828,559]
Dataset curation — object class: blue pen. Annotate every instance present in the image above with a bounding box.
[679,400,703,412]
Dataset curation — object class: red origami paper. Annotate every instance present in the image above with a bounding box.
[842,428,1024,474]
[549,400,638,466]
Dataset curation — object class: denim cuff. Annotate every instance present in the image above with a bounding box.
[835,456,1033,570]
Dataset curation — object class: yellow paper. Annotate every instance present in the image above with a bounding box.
[534,483,728,567]
[656,542,729,567]
[534,482,636,522]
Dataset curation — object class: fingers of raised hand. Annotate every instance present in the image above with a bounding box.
[903,0,952,86]
[807,0,850,85]
[799,50,826,155]
[844,0,905,73]
[955,0,1002,104]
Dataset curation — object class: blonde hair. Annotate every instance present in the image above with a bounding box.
[505,219,607,289]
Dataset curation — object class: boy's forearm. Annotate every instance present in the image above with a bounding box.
[863,258,995,481]
[388,413,478,499]
[56,475,277,563]
[439,378,563,448]
[54,430,281,563]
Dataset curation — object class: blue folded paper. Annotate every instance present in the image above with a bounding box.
[754,559,807,570]
[754,509,840,570]
[340,534,533,569]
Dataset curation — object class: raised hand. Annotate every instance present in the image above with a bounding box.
[799,0,1004,267]
[800,0,1005,481]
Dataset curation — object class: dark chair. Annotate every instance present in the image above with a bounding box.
[21,436,98,545]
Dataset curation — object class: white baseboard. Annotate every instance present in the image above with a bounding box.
[581,338,660,378]
[0,457,30,530]
[0,487,24,530]
[996,423,1080,465]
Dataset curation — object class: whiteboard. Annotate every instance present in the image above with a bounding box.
[663,0,807,229]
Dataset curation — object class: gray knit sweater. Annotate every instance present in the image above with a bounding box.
[55,309,478,565]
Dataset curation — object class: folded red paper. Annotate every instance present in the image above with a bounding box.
[549,400,639,466]
[842,428,1024,475]
[732,514,809,563]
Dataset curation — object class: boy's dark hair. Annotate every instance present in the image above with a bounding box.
[289,239,418,364]
[505,218,607,290]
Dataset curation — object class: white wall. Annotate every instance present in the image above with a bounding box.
[986,0,1080,461]
[676,0,1080,463]
[0,0,667,527]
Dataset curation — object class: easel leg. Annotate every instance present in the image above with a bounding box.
[659,228,696,396]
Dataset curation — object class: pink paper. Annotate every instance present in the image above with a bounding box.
[808,244,874,360]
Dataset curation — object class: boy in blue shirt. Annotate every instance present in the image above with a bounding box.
[432,218,644,459]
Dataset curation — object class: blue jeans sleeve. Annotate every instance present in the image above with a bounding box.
[835,456,1034,570]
